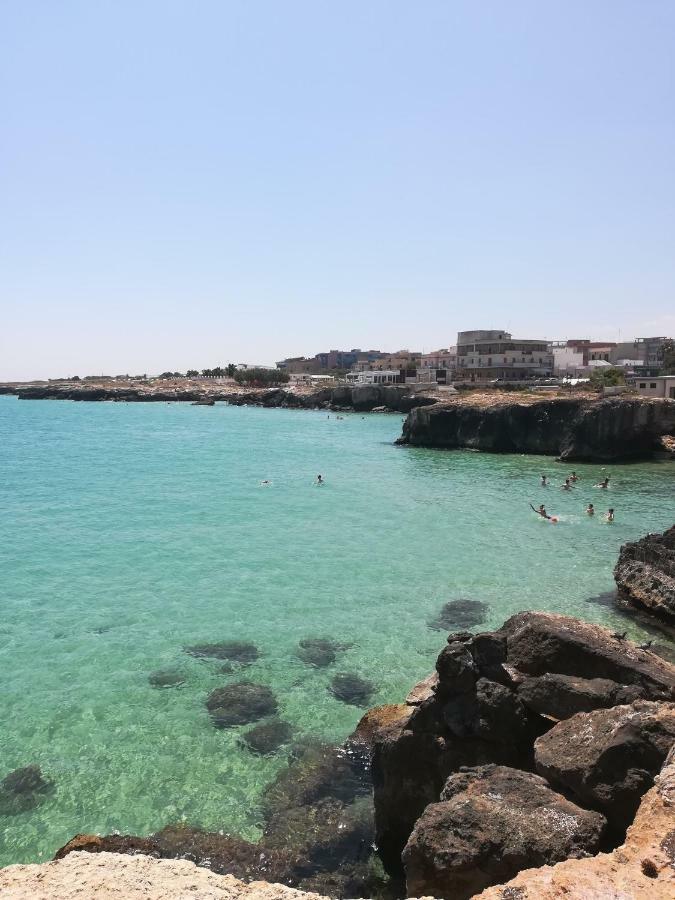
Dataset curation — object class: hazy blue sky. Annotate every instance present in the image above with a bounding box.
[1,1,673,379]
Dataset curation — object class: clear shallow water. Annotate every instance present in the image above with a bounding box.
[0,395,674,865]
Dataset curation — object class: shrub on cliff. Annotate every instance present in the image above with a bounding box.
[589,367,625,389]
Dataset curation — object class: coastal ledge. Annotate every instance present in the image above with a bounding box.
[397,395,675,461]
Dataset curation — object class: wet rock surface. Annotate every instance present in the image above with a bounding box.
[535,699,675,832]
[329,673,375,707]
[185,641,260,665]
[427,599,489,631]
[206,682,278,728]
[371,612,675,874]
[614,525,675,623]
[0,765,54,816]
[240,720,293,756]
[403,764,606,900]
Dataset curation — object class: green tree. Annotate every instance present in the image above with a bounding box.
[186,369,199,377]
[226,363,237,377]
[589,367,625,389]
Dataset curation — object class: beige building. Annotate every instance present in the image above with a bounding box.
[420,347,457,370]
[632,375,675,399]
[351,351,421,372]
[456,330,553,382]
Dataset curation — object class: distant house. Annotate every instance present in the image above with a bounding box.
[455,330,553,382]
[632,375,675,399]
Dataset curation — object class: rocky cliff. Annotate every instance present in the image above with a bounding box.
[615,525,675,623]
[398,396,675,461]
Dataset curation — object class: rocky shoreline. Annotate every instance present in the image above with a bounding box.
[3,379,674,461]
[2,608,667,900]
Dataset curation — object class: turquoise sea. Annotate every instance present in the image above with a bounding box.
[0,395,674,866]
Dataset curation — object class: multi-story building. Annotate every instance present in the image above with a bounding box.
[351,350,422,372]
[420,347,457,370]
[277,349,386,374]
[455,331,553,382]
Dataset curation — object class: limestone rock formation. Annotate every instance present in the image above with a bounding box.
[614,525,675,622]
[535,699,675,832]
[402,764,606,900]
[475,744,675,899]
[0,850,330,899]
[371,612,675,873]
[398,396,675,461]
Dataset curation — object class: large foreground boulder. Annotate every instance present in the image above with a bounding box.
[402,765,606,900]
[371,612,675,873]
[476,744,675,899]
[614,526,675,623]
[535,699,675,832]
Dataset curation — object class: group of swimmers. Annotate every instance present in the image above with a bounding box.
[260,474,324,486]
[533,471,614,522]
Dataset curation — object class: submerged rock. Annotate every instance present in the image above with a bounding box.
[148,669,186,689]
[403,764,606,900]
[0,765,54,815]
[185,641,260,665]
[428,599,489,631]
[240,720,293,755]
[535,699,675,832]
[296,638,349,668]
[205,682,278,728]
[329,673,375,707]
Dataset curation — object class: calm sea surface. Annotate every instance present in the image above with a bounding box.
[1,395,674,865]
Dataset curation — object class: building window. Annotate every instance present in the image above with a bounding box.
[639,383,646,388]
[650,383,657,389]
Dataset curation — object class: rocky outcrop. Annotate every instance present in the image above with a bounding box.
[534,700,675,832]
[0,850,330,899]
[370,612,675,876]
[615,526,675,623]
[402,765,606,900]
[475,744,675,899]
[398,397,675,461]
[8,382,436,413]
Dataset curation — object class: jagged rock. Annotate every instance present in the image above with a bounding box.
[406,672,438,705]
[428,599,489,631]
[371,612,675,874]
[402,764,606,900]
[398,396,675,461]
[614,526,675,622]
[329,673,375,707]
[0,765,54,815]
[518,672,645,719]
[205,682,278,728]
[475,744,675,899]
[501,612,675,697]
[240,720,293,755]
[185,641,260,665]
[535,700,675,832]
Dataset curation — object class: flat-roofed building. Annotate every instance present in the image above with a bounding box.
[456,330,553,382]
[632,375,675,399]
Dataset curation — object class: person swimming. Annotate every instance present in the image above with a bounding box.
[530,503,551,520]
[541,474,548,486]
[260,479,271,486]
[606,508,614,522]
[596,477,610,488]
[587,503,594,515]
[316,474,323,485]
[561,478,572,490]
[569,472,579,482]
